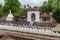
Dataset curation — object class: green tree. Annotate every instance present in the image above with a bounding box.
[43,1,47,6]
[52,6,60,23]
[27,4,31,8]
[3,0,21,19]
[24,5,26,8]
[27,4,30,8]
[40,1,50,14]
[55,0,59,6]
[40,0,58,14]
[21,8,27,18]
[0,4,3,18]
[0,4,2,7]
[40,6,48,13]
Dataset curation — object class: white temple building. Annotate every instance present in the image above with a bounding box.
[6,10,14,21]
[26,8,54,22]
[27,8,40,22]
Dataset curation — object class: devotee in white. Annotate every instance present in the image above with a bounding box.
[29,20,34,27]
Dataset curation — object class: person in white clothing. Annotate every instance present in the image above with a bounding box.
[29,21,34,28]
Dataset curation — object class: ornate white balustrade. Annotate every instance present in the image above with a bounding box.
[0,25,60,37]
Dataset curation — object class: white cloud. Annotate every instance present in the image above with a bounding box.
[0,0,48,7]
[0,0,4,6]
[30,0,47,4]
[19,0,48,7]
[0,0,4,4]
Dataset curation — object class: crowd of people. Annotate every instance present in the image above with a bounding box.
[0,21,53,30]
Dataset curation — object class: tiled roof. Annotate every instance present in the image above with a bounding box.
[26,8,39,11]
[41,12,50,17]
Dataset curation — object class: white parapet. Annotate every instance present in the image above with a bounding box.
[0,25,60,37]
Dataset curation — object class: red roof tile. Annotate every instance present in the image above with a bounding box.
[26,8,39,11]
[41,12,50,17]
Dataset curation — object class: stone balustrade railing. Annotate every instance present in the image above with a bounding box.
[0,25,60,37]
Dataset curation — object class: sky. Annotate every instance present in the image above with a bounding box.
[0,0,48,7]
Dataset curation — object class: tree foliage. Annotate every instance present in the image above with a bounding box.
[40,0,59,14]
[0,4,3,18]
[52,6,60,23]
[3,0,22,19]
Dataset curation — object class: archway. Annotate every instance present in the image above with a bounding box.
[31,13,35,21]
[27,11,40,22]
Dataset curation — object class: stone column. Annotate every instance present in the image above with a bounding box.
[27,12,31,22]
[35,12,40,22]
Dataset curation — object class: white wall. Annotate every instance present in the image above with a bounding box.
[27,11,40,22]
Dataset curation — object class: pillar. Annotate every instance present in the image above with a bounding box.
[35,12,40,22]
